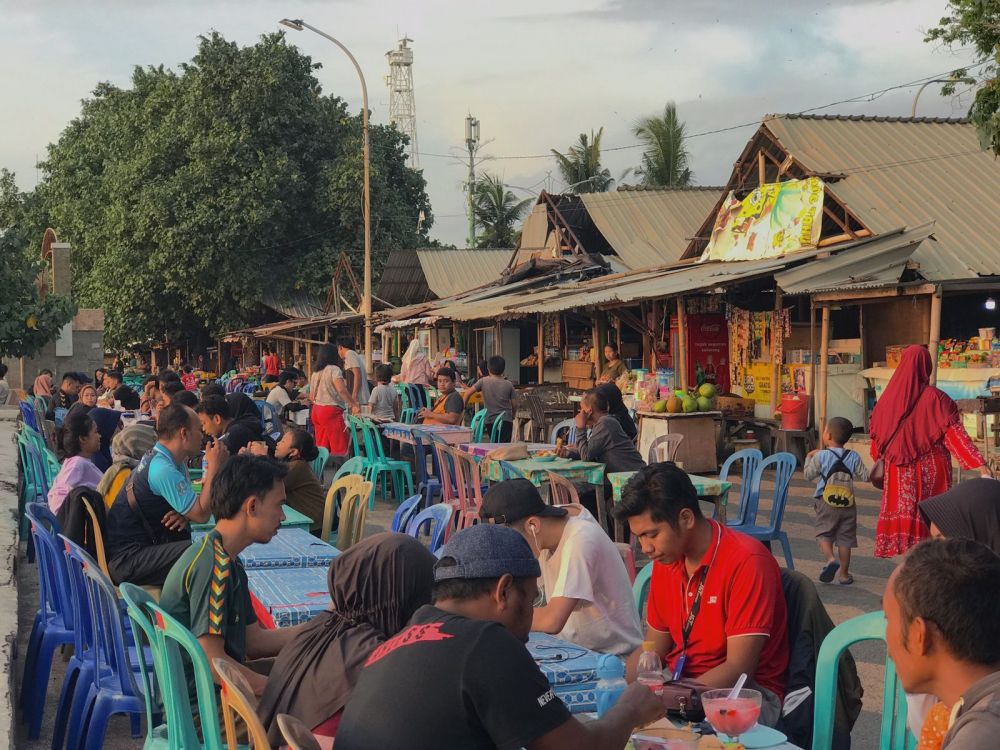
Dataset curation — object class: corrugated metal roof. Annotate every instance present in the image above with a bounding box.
[415,248,512,299]
[518,204,551,251]
[579,188,724,270]
[765,114,1000,280]
[259,290,327,319]
[376,249,430,307]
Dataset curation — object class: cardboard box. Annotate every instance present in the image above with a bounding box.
[565,376,595,391]
[717,395,755,418]
[562,360,594,379]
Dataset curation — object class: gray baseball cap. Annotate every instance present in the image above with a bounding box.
[434,524,541,581]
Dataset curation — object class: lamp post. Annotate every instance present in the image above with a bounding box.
[912,75,976,117]
[280,18,373,374]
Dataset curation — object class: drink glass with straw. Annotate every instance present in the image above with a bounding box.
[702,674,761,744]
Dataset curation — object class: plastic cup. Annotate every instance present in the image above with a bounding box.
[702,688,762,741]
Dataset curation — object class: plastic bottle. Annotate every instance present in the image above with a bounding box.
[594,654,628,718]
[636,641,665,693]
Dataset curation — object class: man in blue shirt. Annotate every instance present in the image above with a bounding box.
[106,403,228,586]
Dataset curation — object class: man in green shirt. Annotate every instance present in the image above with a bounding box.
[159,454,304,696]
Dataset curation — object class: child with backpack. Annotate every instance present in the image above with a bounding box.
[804,417,869,585]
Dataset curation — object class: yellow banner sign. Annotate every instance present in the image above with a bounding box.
[700,177,824,262]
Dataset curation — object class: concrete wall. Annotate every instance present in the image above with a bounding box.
[3,328,105,392]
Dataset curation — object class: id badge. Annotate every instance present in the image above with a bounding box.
[672,654,686,681]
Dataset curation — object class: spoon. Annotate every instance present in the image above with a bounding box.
[727,672,748,700]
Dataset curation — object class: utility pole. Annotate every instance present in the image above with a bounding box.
[465,114,480,248]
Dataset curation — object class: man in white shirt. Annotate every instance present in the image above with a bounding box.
[481,479,643,656]
[266,371,309,426]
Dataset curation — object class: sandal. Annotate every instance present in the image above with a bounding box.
[839,575,854,585]
[819,560,840,583]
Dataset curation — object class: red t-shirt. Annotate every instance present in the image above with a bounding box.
[264,354,281,377]
[647,521,789,699]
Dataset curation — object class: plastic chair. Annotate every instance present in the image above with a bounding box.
[410,429,442,507]
[469,409,488,442]
[729,452,797,569]
[350,416,413,509]
[429,434,461,518]
[146,603,226,750]
[103,466,132,509]
[812,611,914,750]
[405,504,454,552]
[277,714,325,750]
[321,474,366,544]
[119,583,170,750]
[20,399,40,430]
[310,446,330,481]
[719,448,764,526]
[21,503,73,739]
[549,418,577,445]
[254,400,282,442]
[547,471,581,506]
[391,494,423,533]
[448,446,487,530]
[647,433,684,464]
[336,481,373,551]
[633,561,653,621]
[615,542,638,583]
[489,415,507,443]
[213,658,270,750]
[333,456,368,483]
[80,493,113,580]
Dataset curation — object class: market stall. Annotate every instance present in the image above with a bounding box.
[636,410,722,474]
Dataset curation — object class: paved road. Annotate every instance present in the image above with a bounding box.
[11,447,896,749]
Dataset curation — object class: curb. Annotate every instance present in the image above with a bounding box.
[0,421,20,749]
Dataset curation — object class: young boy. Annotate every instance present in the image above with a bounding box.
[464,355,519,442]
[804,417,869,585]
[369,364,401,421]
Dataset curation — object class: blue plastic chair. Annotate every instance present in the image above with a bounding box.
[718,448,764,526]
[728,452,797,569]
[489,415,508,443]
[633,561,654,620]
[469,409,487,442]
[20,399,40,430]
[548,418,577,445]
[391,494,423,533]
[411,429,442,507]
[118,584,169,750]
[21,504,73,740]
[406,504,454,552]
[812,611,915,750]
[254,399,282,442]
[311,446,331,481]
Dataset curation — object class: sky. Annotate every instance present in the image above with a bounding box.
[0,0,977,247]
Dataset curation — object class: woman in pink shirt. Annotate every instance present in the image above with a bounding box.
[48,411,105,513]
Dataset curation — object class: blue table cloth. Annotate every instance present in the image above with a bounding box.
[247,566,332,628]
[527,632,605,713]
[191,528,339,570]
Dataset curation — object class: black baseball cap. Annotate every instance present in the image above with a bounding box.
[480,478,568,526]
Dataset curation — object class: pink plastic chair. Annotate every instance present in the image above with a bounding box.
[547,471,581,506]
[448,447,486,531]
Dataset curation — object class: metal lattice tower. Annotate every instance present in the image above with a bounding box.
[385,37,418,167]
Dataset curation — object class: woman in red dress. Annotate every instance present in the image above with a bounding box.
[870,345,989,558]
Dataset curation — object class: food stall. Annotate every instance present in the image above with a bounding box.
[636,410,722,473]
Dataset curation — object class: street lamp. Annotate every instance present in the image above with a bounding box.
[280,18,373,374]
[912,75,976,117]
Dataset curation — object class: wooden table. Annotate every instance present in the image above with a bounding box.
[607,471,731,539]
[380,422,473,446]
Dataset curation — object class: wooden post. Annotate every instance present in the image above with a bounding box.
[929,286,943,386]
[641,302,652,371]
[769,289,783,417]
[592,314,603,381]
[758,150,766,186]
[676,297,688,391]
[819,306,831,433]
[809,301,817,439]
[537,315,545,385]
[306,342,313,375]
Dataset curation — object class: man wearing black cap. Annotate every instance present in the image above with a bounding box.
[481,479,642,656]
[336,524,664,749]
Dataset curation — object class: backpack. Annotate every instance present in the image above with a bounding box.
[821,448,856,508]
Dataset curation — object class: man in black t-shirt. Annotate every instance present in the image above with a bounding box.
[336,524,663,749]
[196,395,261,455]
[419,367,465,426]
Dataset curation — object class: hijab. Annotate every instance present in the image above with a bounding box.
[400,340,431,384]
[918,478,1000,554]
[257,533,435,743]
[33,372,53,398]
[596,382,638,440]
[89,407,122,472]
[869,345,959,466]
[96,423,158,497]
[225,392,263,436]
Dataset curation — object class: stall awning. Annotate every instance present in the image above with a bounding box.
[375,316,442,333]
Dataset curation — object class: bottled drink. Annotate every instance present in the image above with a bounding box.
[636,641,665,693]
[594,654,627,718]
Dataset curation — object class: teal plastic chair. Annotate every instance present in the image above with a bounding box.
[351,416,413,509]
[119,583,170,750]
[633,561,653,620]
[310,446,330,481]
[489,415,507,443]
[334,456,369,483]
[469,409,487,442]
[811,611,915,750]
[147,603,226,750]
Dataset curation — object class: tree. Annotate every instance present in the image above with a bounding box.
[0,170,76,358]
[551,128,614,193]
[472,175,532,248]
[23,32,432,348]
[925,1,1000,154]
[633,102,693,187]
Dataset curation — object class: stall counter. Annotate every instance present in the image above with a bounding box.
[637,411,722,474]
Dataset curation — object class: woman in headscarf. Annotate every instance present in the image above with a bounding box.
[32,369,53,399]
[77,384,98,409]
[869,345,989,557]
[256,533,436,744]
[96,423,158,507]
[225,392,265,440]
[595,381,638,441]
[398,339,434,386]
[88,407,122,473]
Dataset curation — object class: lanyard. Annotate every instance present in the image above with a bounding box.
[672,521,719,680]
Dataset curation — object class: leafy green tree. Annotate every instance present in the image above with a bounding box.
[25,32,432,348]
[0,170,76,358]
[551,128,614,193]
[633,102,693,187]
[472,175,532,248]
[925,1,1000,153]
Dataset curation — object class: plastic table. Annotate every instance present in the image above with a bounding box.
[380,422,473,446]
[191,504,313,533]
[247,566,331,628]
[457,442,555,459]
[191,527,338,570]
[608,471,731,538]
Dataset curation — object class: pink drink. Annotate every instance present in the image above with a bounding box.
[637,671,665,694]
[703,697,761,736]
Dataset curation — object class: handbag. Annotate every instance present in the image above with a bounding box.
[659,678,708,721]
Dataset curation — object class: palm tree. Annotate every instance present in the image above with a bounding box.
[551,128,614,193]
[472,174,533,248]
[633,102,693,187]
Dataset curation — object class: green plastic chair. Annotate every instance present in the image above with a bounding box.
[118,583,170,750]
[469,409,487,442]
[489,415,507,443]
[811,611,915,750]
[310,446,330,481]
[146,603,225,750]
[351,416,413,509]
[633,561,653,620]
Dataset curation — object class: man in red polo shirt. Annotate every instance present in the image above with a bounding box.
[615,462,789,727]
